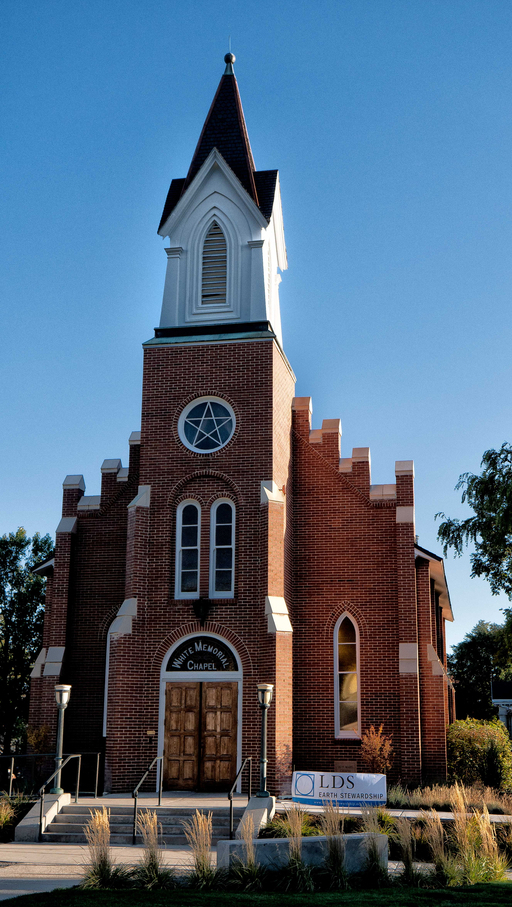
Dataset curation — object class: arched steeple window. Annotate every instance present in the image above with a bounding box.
[201,221,227,305]
[334,613,360,737]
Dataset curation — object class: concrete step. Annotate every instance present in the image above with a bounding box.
[42,831,231,845]
[60,805,244,817]
[43,803,244,845]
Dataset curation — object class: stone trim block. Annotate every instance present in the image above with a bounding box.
[62,475,85,490]
[77,496,101,512]
[55,517,77,534]
[265,596,292,633]
[395,460,415,476]
[399,642,418,674]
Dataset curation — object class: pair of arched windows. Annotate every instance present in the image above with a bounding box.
[335,614,360,737]
[175,499,235,600]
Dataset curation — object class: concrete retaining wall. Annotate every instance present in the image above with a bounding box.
[218,832,388,873]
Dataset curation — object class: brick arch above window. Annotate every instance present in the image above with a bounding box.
[168,470,243,507]
[97,606,123,643]
[324,602,368,641]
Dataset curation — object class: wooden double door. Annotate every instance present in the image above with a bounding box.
[163,681,238,791]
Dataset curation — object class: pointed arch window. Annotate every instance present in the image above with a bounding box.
[201,221,227,306]
[334,614,360,737]
[209,500,235,598]
[175,501,200,599]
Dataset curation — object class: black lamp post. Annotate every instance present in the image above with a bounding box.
[256,682,274,798]
[51,684,71,795]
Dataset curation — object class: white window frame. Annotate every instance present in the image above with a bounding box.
[175,500,201,600]
[178,396,236,454]
[209,499,235,599]
[186,211,241,322]
[333,612,360,739]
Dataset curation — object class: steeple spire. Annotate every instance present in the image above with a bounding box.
[183,52,258,205]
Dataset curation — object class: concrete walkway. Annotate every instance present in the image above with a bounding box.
[1,791,246,901]
[0,842,198,901]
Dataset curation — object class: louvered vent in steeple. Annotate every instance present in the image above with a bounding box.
[201,222,227,305]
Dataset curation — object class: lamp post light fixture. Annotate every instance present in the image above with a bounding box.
[256,682,274,798]
[51,684,72,795]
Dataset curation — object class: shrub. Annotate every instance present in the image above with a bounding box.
[0,798,14,828]
[259,811,320,838]
[360,724,394,774]
[26,724,51,753]
[447,718,512,789]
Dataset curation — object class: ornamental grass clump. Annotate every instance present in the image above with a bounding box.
[422,785,509,886]
[279,805,315,893]
[392,816,424,887]
[183,809,226,890]
[131,810,176,890]
[449,784,508,885]
[228,813,267,891]
[421,808,458,885]
[319,800,348,890]
[358,806,389,888]
[81,807,131,889]
[0,798,14,828]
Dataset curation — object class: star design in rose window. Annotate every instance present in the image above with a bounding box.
[184,401,234,451]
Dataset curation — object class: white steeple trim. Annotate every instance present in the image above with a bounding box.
[158,148,286,346]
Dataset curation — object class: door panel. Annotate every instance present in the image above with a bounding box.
[163,682,200,790]
[200,681,238,791]
[163,680,237,791]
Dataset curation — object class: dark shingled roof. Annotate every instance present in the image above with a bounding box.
[158,70,277,232]
[254,171,278,222]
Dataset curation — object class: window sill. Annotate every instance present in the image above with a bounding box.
[333,735,361,744]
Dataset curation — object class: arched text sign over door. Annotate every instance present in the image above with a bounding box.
[167,635,237,672]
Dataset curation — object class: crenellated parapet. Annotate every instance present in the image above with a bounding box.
[292,396,413,505]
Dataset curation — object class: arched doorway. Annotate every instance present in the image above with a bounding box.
[159,633,242,791]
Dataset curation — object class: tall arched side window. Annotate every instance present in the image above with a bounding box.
[175,501,201,599]
[209,500,235,598]
[201,221,227,306]
[334,614,360,737]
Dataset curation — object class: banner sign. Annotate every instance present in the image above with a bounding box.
[292,771,386,807]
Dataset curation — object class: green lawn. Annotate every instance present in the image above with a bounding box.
[3,886,512,907]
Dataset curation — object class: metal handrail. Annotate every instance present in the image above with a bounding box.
[0,752,101,798]
[132,756,163,844]
[38,754,82,841]
[228,756,252,839]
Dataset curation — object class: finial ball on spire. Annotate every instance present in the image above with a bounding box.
[224,52,235,64]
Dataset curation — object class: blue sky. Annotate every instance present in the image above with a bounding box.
[2,0,512,650]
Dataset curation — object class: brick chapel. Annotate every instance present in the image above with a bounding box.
[29,54,455,794]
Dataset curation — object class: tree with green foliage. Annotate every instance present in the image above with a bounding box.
[447,717,512,790]
[0,528,53,754]
[437,442,512,598]
[447,621,512,720]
